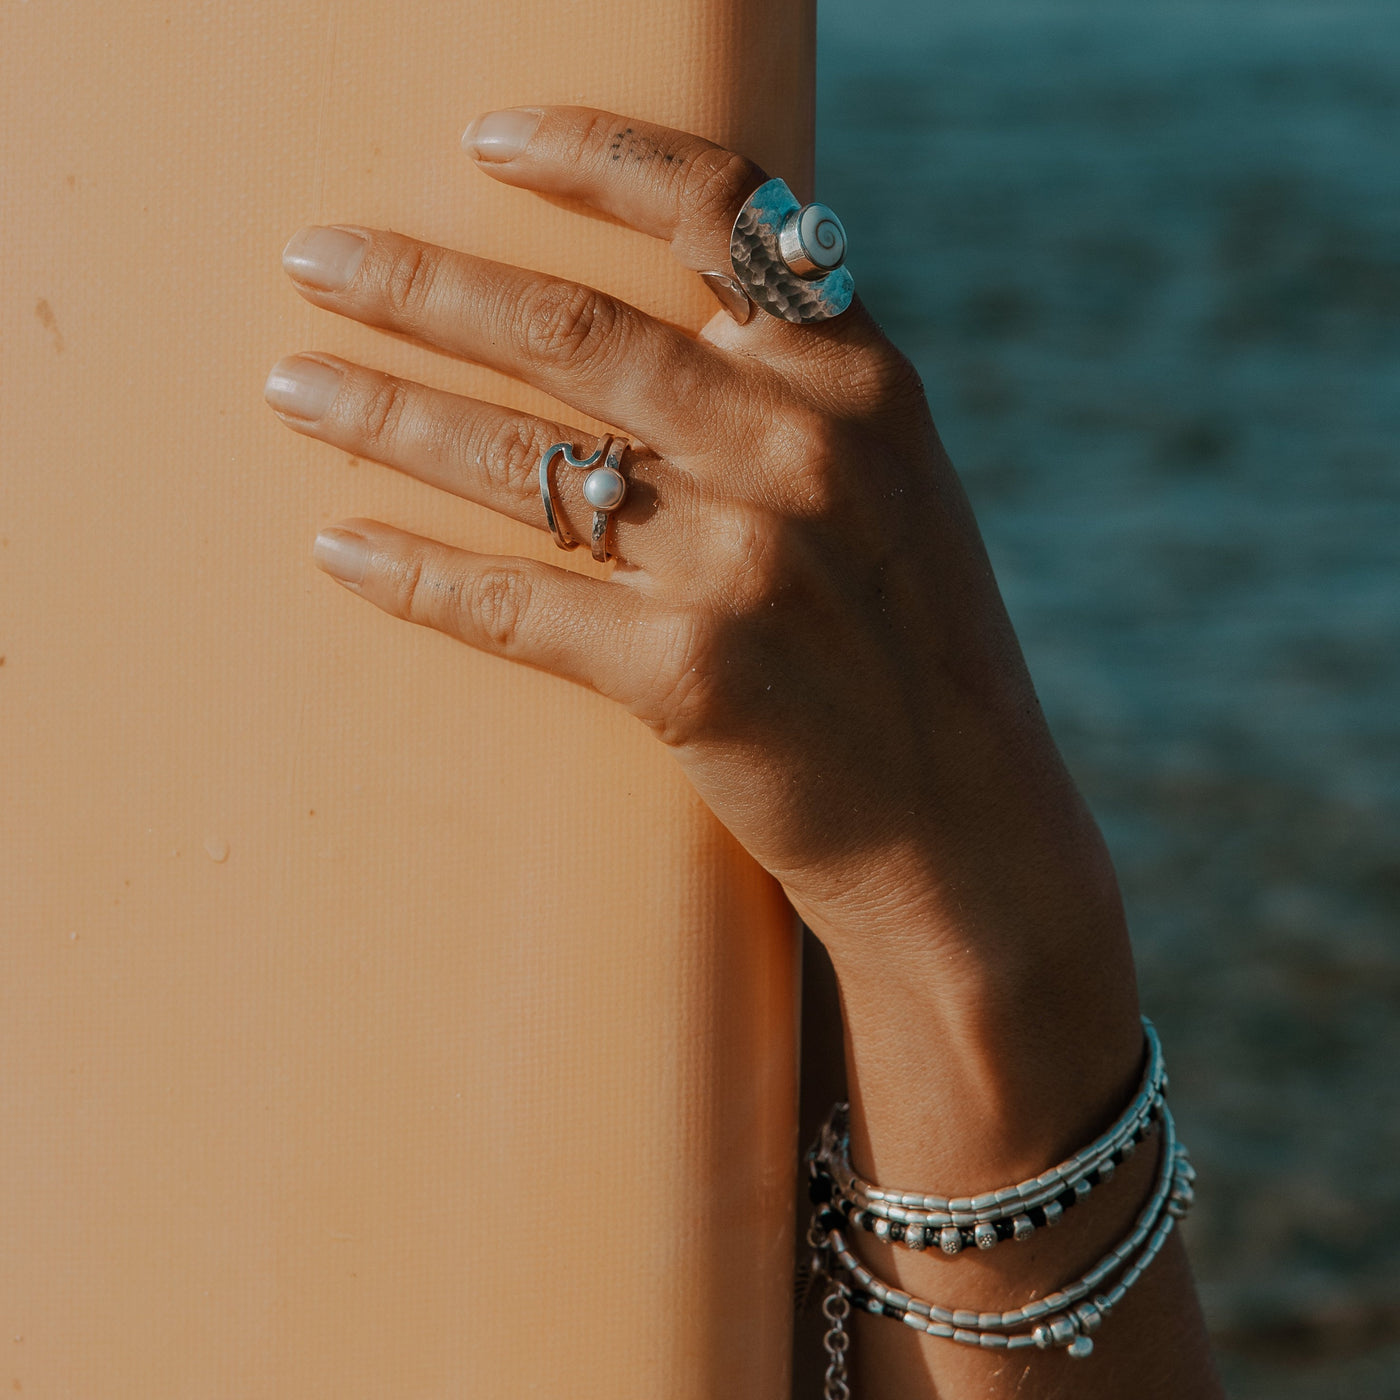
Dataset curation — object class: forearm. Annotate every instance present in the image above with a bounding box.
[797,790,1225,1398]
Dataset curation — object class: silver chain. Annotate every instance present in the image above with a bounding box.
[821,1281,852,1400]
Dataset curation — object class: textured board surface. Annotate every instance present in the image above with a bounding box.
[0,3,811,1395]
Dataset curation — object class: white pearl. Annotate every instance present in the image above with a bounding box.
[583,465,626,511]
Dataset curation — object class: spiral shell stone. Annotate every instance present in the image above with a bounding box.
[729,176,854,323]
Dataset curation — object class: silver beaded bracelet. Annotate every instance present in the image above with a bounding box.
[801,1017,1196,1396]
[813,1018,1168,1255]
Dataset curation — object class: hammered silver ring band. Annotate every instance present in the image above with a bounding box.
[704,176,854,325]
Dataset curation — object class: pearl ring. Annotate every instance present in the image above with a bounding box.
[539,436,630,563]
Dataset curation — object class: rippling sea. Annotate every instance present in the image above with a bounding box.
[816,2,1400,1394]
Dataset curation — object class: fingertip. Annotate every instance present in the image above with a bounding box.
[312,526,369,591]
[461,108,544,164]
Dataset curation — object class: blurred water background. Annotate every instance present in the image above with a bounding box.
[815,1,1400,1395]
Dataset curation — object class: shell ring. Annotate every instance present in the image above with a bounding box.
[539,436,629,563]
[701,176,854,325]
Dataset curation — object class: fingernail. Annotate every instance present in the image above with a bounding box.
[264,356,343,421]
[462,108,543,162]
[313,528,368,591]
[282,226,368,291]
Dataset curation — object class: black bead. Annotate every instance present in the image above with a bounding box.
[1057,1189,1078,1212]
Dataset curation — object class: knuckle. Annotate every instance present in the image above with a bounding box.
[472,415,547,498]
[357,375,414,450]
[851,345,926,411]
[381,239,438,324]
[679,148,760,228]
[521,280,624,372]
[637,613,713,745]
[462,564,533,651]
[705,506,787,611]
[573,109,624,167]
[762,408,846,513]
[393,551,433,622]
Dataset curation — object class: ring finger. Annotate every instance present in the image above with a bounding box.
[263,351,689,570]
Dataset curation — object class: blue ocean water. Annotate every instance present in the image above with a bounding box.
[816,3,1400,1395]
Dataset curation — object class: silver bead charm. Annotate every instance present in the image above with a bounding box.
[905,1224,927,1250]
[974,1222,998,1251]
[1012,1214,1035,1241]
[1042,1200,1064,1228]
[1074,1302,1103,1333]
[1068,1335,1095,1358]
[939,1226,963,1256]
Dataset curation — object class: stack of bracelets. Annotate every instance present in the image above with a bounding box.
[802,1017,1196,1397]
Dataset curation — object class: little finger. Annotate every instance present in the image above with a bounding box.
[311,517,671,707]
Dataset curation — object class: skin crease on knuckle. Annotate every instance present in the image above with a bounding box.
[380,237,440,328]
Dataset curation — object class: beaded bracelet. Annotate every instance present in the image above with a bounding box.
[814,1017,1167,1254]
[801,1017,1197,1395]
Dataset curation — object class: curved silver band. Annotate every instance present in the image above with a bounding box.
[539,437,611,551]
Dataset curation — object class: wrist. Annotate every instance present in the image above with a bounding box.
[794,824,1143,1191]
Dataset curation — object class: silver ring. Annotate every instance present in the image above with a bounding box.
[539,437,610,551]
[585,437,629,563]
[724,177,854,324]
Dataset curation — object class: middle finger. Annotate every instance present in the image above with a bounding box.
[280,223,736,459]
[263,351,688,571]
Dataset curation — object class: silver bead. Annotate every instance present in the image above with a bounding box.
[1074,1302,1103,1334]
[1032,1324,1053,1350]
[939,1226,963,1256]
[1073,1178,1093,1203]
[974,1222,998,1251]
[1013,1214,1035,1241]
[582,464,626,511]
[1049,1317,1076,1346]
[905,1225,927,1250]
[1068,1336,1095,1358]
[1042,1200,1064,1228]
[873,1217,891,1242]
[1096,1159,1116,1184]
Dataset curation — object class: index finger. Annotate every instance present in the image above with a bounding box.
[462,106,885,365]
[463,105,764,274]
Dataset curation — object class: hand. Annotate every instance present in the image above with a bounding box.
[266,106,1141,1173]
[266,106,1222,1400]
